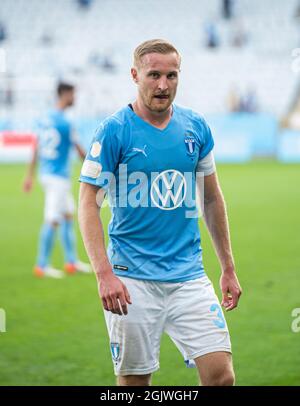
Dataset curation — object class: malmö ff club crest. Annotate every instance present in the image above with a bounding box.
[110,342,120,362]
[184,133,196,155]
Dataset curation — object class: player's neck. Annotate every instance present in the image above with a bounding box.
[133,100,172,130]
[56,100,67,111]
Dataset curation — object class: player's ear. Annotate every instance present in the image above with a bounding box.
[131,67,138,83]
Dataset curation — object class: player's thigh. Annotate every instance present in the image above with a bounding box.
[194,351,235,386]
[64,191,75,218]
[40,176,66,223]
[44,176,73,222]
[165,276,231,362]
[104,277,165,377]
[56,179,75,218]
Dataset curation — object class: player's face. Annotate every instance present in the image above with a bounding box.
[132,52,180,113]
[59,90,75,108]
[63,90,75,107]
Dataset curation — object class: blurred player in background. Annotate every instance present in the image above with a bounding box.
[23,82,91,278]
[79,39,242,386]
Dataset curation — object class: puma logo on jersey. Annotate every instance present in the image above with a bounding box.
[132,145,147,157]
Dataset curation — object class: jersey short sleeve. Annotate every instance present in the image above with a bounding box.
[197,117,214,161]
[79,118,122,189]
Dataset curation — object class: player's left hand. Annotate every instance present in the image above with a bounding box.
[220,270,242,311]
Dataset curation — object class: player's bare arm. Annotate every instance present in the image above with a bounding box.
[201,172,242,311]
[74,141,87,160]
[23,142,38,193]
[78,182,131,315]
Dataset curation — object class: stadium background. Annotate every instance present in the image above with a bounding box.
[0,0,299,386]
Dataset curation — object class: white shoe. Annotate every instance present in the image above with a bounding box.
[75,260,92,273]
[43,266,65,279]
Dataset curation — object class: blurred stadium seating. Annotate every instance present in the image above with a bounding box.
[0,0,300,161]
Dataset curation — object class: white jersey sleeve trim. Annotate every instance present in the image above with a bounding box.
[196,151,216,176]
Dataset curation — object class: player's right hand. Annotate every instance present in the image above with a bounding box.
[23,177,33,193]
[97,270,132,316]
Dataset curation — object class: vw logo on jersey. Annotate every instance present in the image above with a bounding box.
[110,342,120,362]
[184,134,196,154]
[150,170,187,210]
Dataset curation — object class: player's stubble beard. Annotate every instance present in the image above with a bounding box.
[140,88,177,114]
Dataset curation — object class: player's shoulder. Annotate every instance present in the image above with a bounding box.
[174,104,208,127]
[40,109,70,128]
[93,106,133,148]
[174,104,211,140]
[36,110,53,126]
[95,106,130,137]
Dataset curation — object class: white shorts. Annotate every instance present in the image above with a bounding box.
[39,174,75,223]
[104,275,232,376]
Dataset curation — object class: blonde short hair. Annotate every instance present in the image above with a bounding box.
[133,39,181,68]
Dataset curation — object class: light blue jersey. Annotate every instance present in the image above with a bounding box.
[37,109,74,179]
[79,104,214,283]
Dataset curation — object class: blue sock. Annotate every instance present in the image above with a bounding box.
[37,223,56,268]
[60,219,77,264]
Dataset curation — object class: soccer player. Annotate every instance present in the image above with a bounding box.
[23,82,91,278]
[78,39,242,386]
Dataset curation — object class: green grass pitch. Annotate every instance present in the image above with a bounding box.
[0,161,299,385]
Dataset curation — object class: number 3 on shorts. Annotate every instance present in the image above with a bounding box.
[210,303,226,329]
